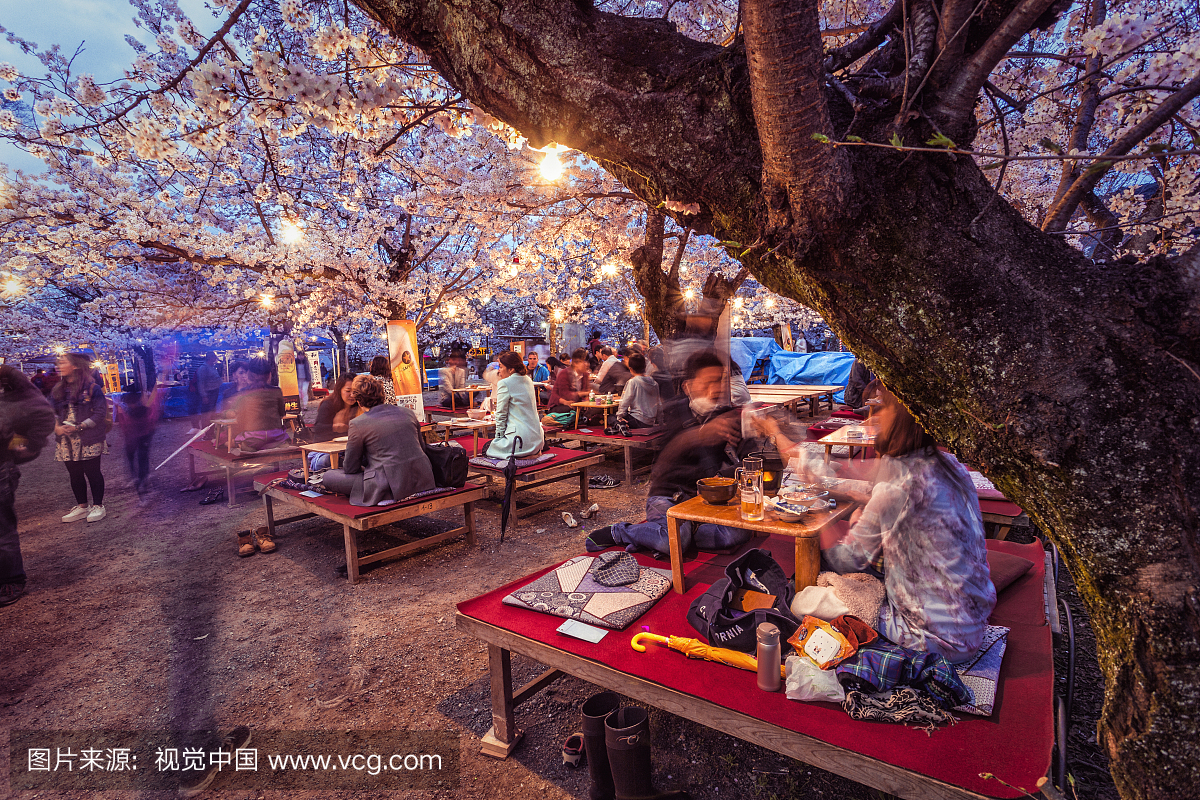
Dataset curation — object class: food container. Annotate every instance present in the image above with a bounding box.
[467,409,488,420]
[696,477,737,505]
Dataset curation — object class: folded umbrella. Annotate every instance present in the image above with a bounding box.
[498,435,523,544]
[632,631,785,679]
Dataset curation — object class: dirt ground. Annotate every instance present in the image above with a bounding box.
[0,401,1118,799]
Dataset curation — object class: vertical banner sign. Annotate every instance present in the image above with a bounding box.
[306,350,324,390]
[387,320,424,419]
[275,340,301,414]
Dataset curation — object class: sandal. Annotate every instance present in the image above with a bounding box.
[562,733,585,767]
[199,487,227,505]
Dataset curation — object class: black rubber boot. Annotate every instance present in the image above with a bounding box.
[604,706,689,799]
[582,691,621,800]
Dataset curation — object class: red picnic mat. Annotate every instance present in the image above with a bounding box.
[452,437,602,476]
[254,470,477,520]
[188,439,299,463]
[457,537,1053,798]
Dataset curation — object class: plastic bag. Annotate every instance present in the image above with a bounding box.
[785,655,846,703]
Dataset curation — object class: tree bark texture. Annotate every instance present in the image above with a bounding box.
[354,2,1200,796]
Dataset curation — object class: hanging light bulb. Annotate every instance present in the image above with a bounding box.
[553,309,565,321]
[539,150,563,181]
[765,297,777,308]
[684,288,695,300]
[601,262,617,277]
[627,302,638,313]
[259,294,274,308]
[447,303,458,317]
[279,218,305,244]
[734,297,744,308]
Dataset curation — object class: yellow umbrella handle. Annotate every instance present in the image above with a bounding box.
[631,632,670,652]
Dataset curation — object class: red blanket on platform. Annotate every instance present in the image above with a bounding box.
[255,470,475,520]
[457,537,1053,798]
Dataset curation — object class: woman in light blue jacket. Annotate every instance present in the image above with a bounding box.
[485,351,545,459]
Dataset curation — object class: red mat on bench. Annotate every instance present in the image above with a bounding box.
[188,440,300,463]
[458,537,1053,798]
[452,437,600,476]
[256,470,477,520]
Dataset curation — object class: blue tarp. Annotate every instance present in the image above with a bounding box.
[765,351,856,403]
[729,337,784,380]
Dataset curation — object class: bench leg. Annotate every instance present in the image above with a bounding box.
[188,452,196,483]
[264,495,276,536]
[480,644,523,758]
[624,446,633,488]
[580,467,589,504]
[343,523,360,585]
[225,467,236,508]
[795,536,820,591]
[465,501,477,546]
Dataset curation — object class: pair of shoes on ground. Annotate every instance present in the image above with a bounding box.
[567,691,689,800]
[237,526,275,557]
[0,582,26,607]
[176,726,252,797]
[589,475,621,489]
[199,487,227,505]
[62,504,106,523]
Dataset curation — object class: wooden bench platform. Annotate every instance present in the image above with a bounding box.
[748,384,843,416]
[550,427,667,487]
[252,472,488,584]
[187,440,302,508]
[452,437,606,524]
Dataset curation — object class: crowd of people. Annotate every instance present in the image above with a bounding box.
[4,338,998,668]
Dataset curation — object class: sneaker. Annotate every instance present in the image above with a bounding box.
[86,505,107,523]
[62,505,91,523]
[185,427,201,435]
[254,526,276,554]
[589,475,621,489]
[0,582,27,607]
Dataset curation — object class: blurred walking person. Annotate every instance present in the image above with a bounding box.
[118,387,158,502]
[51,353,110,524]
[0,367,56,607]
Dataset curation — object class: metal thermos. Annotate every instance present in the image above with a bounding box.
[756,623,781,691]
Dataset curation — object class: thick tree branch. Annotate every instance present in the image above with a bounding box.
[1042,72,1200,232]
[742,0,852,247]
[1050,0,1107,209]
[934,0,1062,133]
[824,1,903,73]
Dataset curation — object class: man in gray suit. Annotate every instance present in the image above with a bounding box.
[321,377,436,506]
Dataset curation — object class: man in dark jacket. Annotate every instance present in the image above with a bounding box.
[0,367,57,607]
[585,350,753,555]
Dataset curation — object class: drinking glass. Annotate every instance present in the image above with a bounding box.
[735,457,764,521]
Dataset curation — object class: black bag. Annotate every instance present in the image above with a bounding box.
[686,549,800,653]
[424,441,467,488]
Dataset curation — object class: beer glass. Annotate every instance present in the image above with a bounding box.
[735,456,764,521]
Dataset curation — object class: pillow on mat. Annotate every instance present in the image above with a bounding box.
[987,551,1034,593]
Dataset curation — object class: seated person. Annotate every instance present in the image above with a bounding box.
[369,355,399,405]
[438,350,470,409]
[843,357,876,415]
[227,359,287,453]
[311,374,364,442]
[321,377,436,507]
[597,346,633,395]
[757,386,996,663]
[586,350,753,555]
[616,353,660,428]
[548,348,591,415]
[216,360,251,411]
[485,352,544,459]
[527,351,550,404]
[595,346,619,384]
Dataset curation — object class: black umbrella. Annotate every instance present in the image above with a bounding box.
[498,435,523,544]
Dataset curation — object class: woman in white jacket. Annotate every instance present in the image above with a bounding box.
[485,351,545,459]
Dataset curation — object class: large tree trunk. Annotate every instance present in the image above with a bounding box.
[356,1,1200,796]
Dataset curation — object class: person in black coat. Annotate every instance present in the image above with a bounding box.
[1,366,57,606]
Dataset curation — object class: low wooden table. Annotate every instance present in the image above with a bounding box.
[818,424,877,462]
[186,441,301,508]
[570,400,619,430]
[253,472,488,584]
[665,494,855,594]
[552,427,666,487]
[299,440,347,481]
[437,418,496,453]
[748,385,843,416]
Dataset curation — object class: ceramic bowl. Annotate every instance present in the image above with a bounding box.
[467,409,488,420]
[696,477,737,505]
